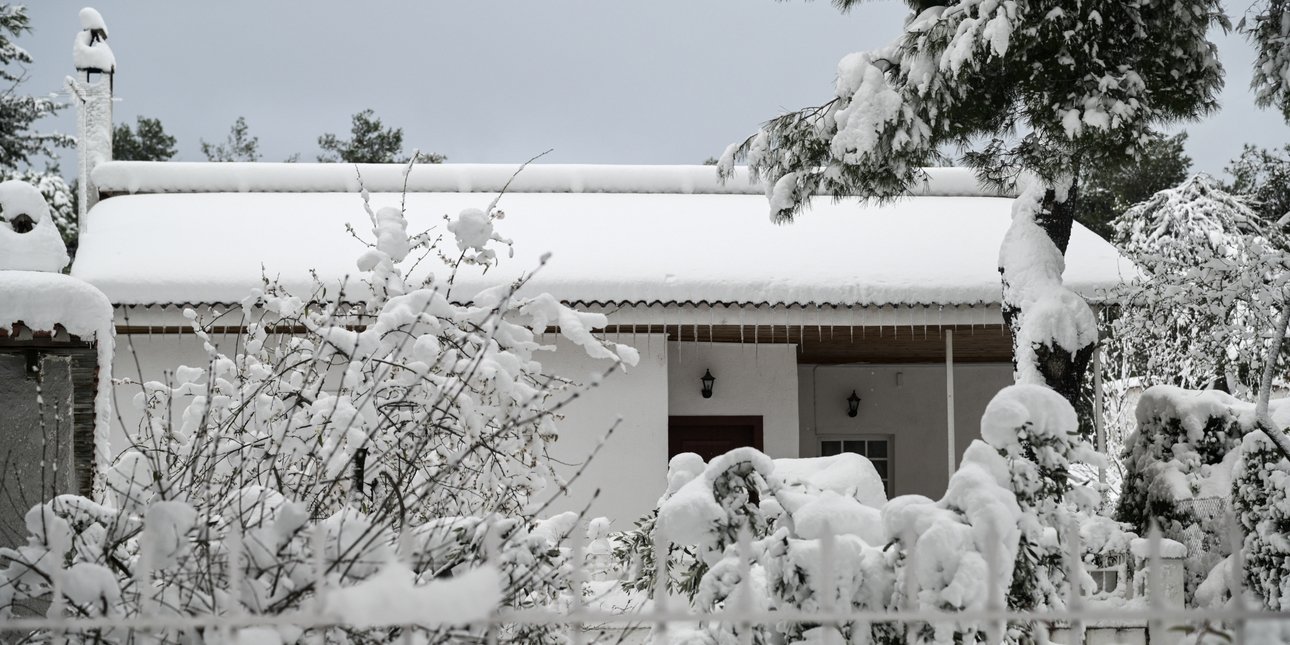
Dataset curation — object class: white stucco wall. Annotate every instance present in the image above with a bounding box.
[107,331,218,454]
[106,331,670,526]
[668,342,800,459]
[533,334,669,525]
[798,363,1013,499]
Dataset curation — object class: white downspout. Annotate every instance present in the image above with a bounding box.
[946,328,956,479]
[1094,341,1106,484]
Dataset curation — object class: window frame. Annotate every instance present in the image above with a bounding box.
[817,433,894,494]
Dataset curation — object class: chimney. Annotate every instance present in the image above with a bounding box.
[66,7,115,228]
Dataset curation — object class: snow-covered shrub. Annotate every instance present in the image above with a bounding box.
[1233,426,1290,610]
[627,384,1107,644]
[1114,386,1261,594]
[641,449,893,644]
[0,163,638,644]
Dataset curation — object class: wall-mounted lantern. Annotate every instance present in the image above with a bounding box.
[701,369,716,399]
[847,390,861,417]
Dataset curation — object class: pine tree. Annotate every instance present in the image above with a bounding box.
[113,116,177,161]
[1081,132,1192,241]
[0,3,76,247]
[0,4,72,169]
[723,0,1225,410]
[317,109,445,164]
[200,115,260,162]
[1248,0,1290,120]
[1226,144,1290,225]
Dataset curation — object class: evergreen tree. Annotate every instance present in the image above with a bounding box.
[0,4,72,170]
[723,0,1225,410]
[317,109,444,164]
[0,4,75,247]
[201,115,260,162]
[1080,132,1192,240]
[113,115,177,161]
[1226,144,1290,225]
[1248,0,1290,120]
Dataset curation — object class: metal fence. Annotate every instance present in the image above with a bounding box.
[2,519,1288,645]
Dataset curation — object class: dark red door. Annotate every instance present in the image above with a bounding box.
[668,416,764,462]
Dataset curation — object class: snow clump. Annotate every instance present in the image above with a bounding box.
[0,180,70,272]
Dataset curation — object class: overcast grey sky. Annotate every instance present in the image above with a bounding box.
[19,1,1290,175]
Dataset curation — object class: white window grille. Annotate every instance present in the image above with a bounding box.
[820,435,891,494]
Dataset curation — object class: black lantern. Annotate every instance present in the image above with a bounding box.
[846,390,861,417]
[701,369,716,399]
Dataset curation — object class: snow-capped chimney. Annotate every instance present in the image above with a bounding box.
[67,7,115,226]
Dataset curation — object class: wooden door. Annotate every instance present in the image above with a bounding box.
[668,416,764,462]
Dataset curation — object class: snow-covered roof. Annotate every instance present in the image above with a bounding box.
[91,162,1007,198]
[72,163,1136,308]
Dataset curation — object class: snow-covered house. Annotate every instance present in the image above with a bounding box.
[69,159,1133,523]
[52,14,1132,522]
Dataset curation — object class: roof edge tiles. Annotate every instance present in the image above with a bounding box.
[91,162,1018,198]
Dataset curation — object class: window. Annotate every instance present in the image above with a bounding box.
[820,436,891,494]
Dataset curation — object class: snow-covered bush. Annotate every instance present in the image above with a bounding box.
[1114,386,1261,595]
[976,385,1106,620]
[626,384,1109,644]
[651,449,895,645]
[1233,422,1290,610]
[0,163,638,644]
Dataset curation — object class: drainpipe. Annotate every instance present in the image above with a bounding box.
[946,329,956,480]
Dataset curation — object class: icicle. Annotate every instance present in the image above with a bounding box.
[829,304,834,341]
[816,302,823,342]
[923,304,928,340]
[798,303,806,355]
[671,309,679,365]
[710,304,717,350]
[739,305,745,345]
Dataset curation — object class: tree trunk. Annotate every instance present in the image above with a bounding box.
[1001,178,1095,411]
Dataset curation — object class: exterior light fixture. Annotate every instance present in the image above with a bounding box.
[847,390,861,417]
[701,369,716,399]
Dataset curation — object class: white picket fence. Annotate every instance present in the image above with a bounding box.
[2,520,1288,645]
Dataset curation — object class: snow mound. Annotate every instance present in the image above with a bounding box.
[790,490,885,544]
[73,30,115,72]
[0,271,112,337]
[0,180,70,272]
[79,8,108,33]
[72,8,114,73]
[323,561,501,628]
[773,453,887,509]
